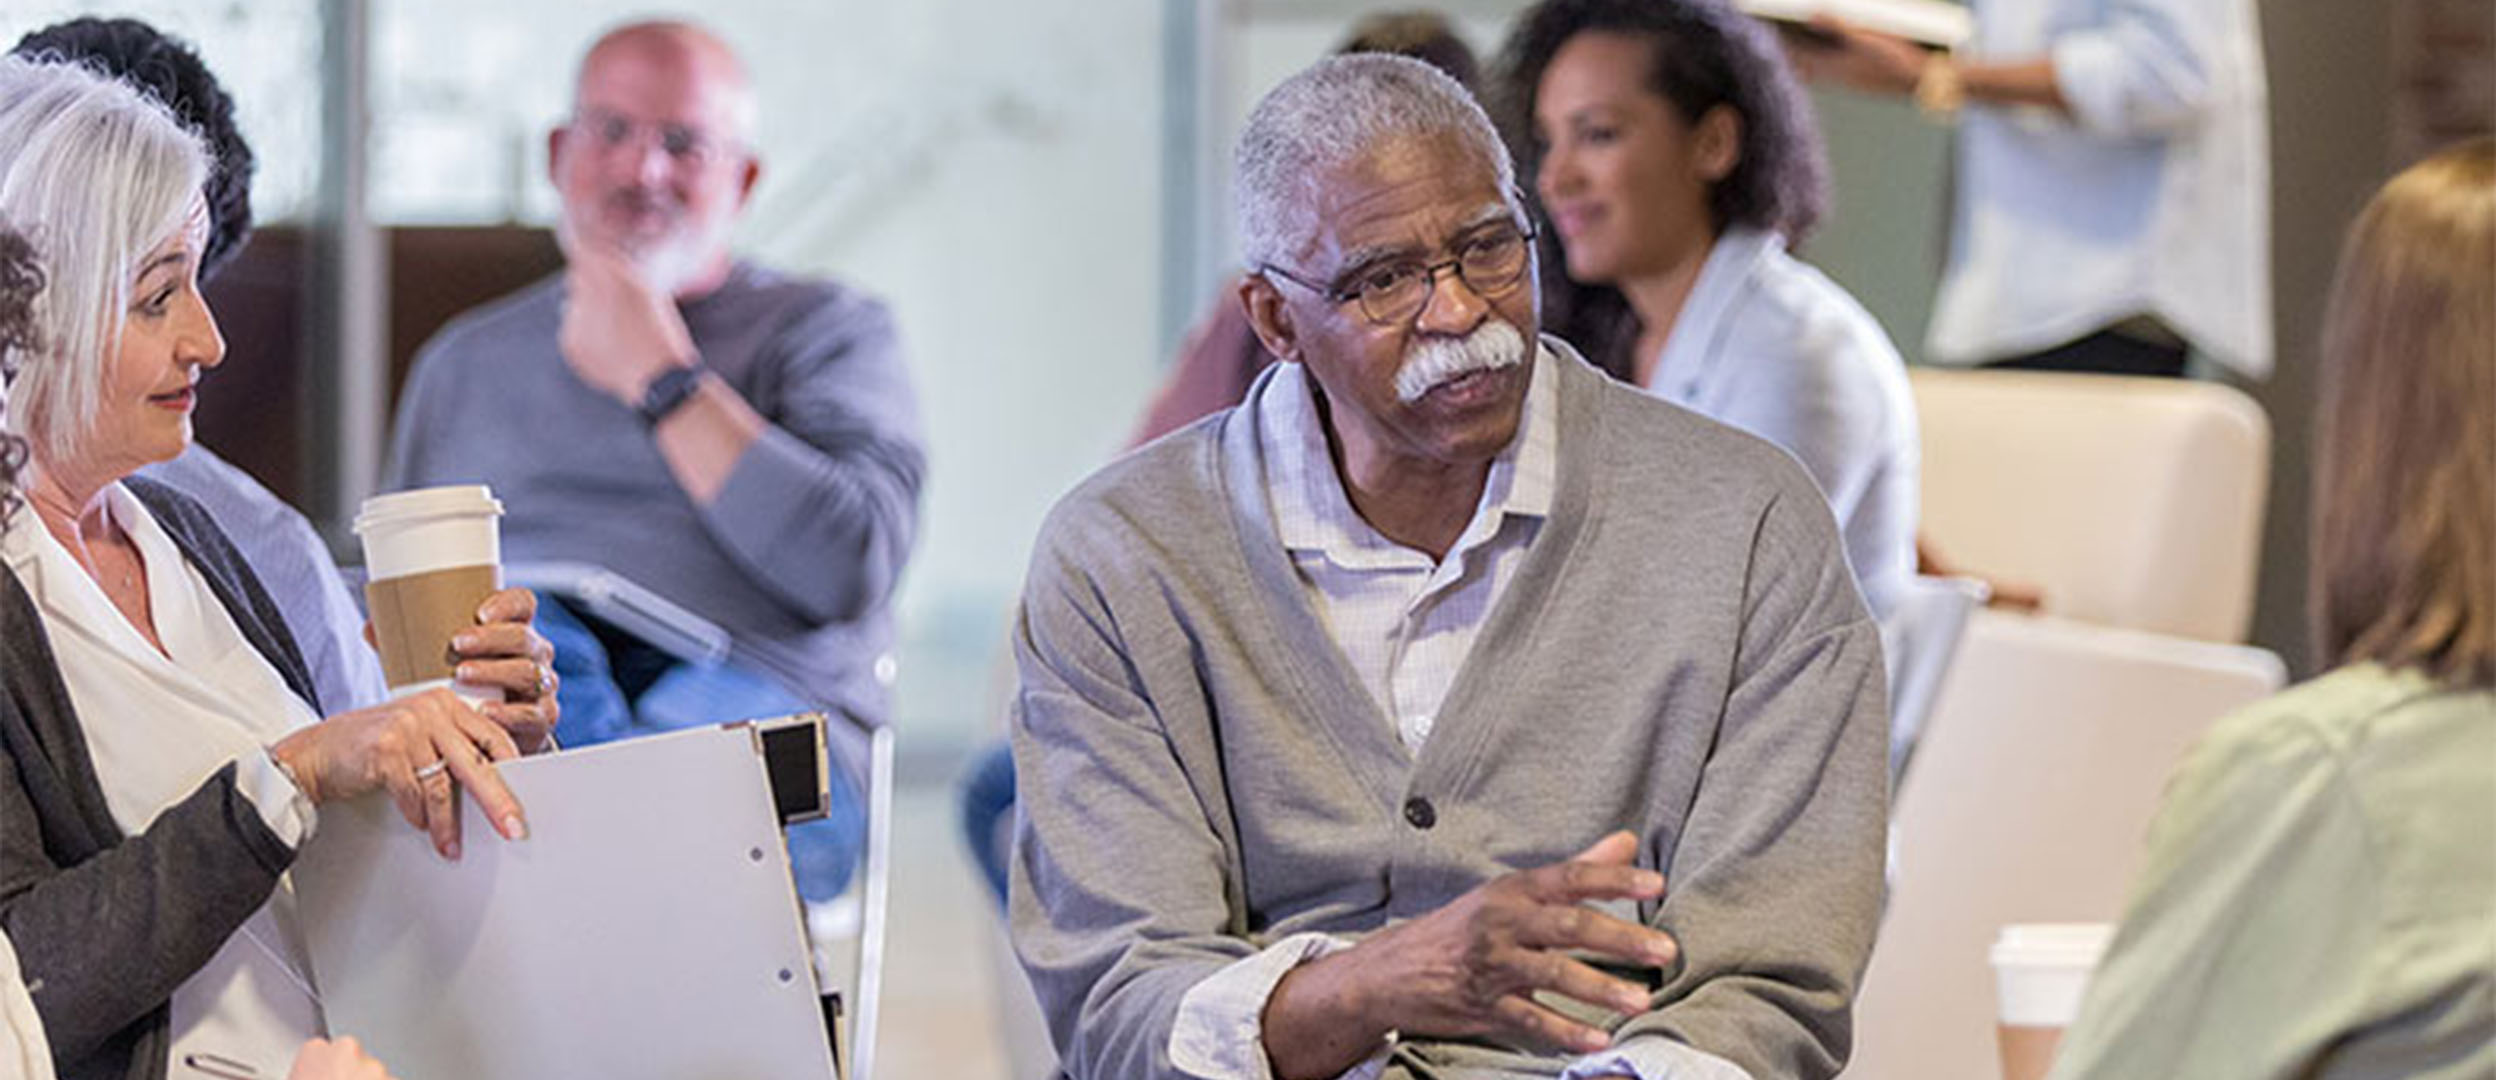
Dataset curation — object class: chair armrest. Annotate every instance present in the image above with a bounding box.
[504,560,732,667]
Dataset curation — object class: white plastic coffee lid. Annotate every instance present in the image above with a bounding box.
[1991,923,2115,966]
[1990,923,2115,1027]
[356,485,505,580]
[353,485,504,535]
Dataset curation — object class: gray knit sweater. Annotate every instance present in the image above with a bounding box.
[1009,345,1889,1079]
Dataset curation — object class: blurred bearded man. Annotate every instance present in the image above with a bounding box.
[1007,54,1886,1080]
[386,20,923,910]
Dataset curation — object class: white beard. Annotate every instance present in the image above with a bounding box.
[618,211,735,296]
[627,238,707,297]
[1394,319,1528,404]
[559,201,729,297]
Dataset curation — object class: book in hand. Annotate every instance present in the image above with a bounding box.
[1739,0,1973,50]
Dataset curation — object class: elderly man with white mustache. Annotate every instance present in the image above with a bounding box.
[1009,54,1887,1080]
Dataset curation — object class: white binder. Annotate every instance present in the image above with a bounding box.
[292,723,839,1080]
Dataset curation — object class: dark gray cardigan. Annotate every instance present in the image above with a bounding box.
[0,477,321,1080]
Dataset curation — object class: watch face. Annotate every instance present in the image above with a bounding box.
[640,366,703,423]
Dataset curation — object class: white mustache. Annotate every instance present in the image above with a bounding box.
[1394,319,1528,403]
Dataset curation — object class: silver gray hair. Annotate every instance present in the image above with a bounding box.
[0,57,208,463]
[1234,53,1515,270]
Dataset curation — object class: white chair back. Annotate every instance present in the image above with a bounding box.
[1912,368,2270,642]
[1846,611,2286,1080]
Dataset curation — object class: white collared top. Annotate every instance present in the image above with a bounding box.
[1645,226,1917,619]
[2,487,323,1074]
[1927,0,2271,377]
[1262,349,1557,753]
[0,934,49,1080]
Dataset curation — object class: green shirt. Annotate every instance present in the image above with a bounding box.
[2050,663,2496,1080]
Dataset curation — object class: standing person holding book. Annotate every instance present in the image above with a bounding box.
[1789,0,2271,380]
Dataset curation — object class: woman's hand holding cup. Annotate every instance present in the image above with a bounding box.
[360,585,560,754]
[446,586,561,754]
[270,688,528,861]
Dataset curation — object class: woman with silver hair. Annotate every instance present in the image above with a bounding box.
[0,58,554,1080]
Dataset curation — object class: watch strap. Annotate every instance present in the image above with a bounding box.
[636,364,706,425]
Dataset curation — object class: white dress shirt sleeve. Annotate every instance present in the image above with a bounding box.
[2047,0,2218,137]
[0,932,54,1080]
[239,748,318,849]
[1560,1036,1757,1080]
[1169,931,1390,1080]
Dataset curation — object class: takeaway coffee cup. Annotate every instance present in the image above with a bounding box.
[1989,923,2114,1080]
[355,485,507,706]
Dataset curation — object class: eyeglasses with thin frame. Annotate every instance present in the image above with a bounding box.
[569,107,735,167]
[1259,216,1538,326]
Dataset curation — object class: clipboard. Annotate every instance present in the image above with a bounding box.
[291,722,841,1080]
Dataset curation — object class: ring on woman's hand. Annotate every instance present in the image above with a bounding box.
[414,759,449,782]
[535,662,556,698]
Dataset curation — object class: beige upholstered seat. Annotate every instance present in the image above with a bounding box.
[1912,368,2270,643]
[1847,611,2285,1080]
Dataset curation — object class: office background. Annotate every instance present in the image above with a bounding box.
[7,0,2483,767]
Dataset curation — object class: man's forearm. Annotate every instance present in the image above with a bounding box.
[644,363,923,625]
[649,372,764,506]
[1262,950,1392,1080]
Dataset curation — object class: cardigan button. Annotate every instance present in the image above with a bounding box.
[1402,796,1437,830]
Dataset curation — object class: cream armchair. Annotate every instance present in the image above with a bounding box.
[1911,368,2270,642]
[1847,611,2285,1080]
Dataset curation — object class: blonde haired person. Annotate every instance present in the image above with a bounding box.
[2046,138,2495,1079]
[0,59,556,1080]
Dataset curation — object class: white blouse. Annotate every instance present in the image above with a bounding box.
[1645,228,1918,620]
[0,485,324,1075]
[1927,0,2271,378]
[0,934,50,1080]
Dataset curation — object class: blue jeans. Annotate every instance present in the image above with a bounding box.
[537,596,863,901]
[957,738,1017,909]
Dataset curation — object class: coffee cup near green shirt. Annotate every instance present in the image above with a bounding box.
[1989,923,2113,1080]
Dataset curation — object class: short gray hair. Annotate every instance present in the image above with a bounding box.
[1235,53,1514,269]
[0,56,207,462]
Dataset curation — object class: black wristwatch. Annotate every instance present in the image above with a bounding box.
[636,364,705,426]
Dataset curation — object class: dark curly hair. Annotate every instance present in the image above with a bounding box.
[12,17,256,281]
[1338,10,1482,94]
[1495,0,1828,379]
[0,225,41,523]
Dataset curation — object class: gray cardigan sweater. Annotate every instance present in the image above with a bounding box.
[0,477,318,1080]
[1009,346,1889,1079]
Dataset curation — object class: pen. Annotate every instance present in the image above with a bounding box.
[181,1051,263,1079]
